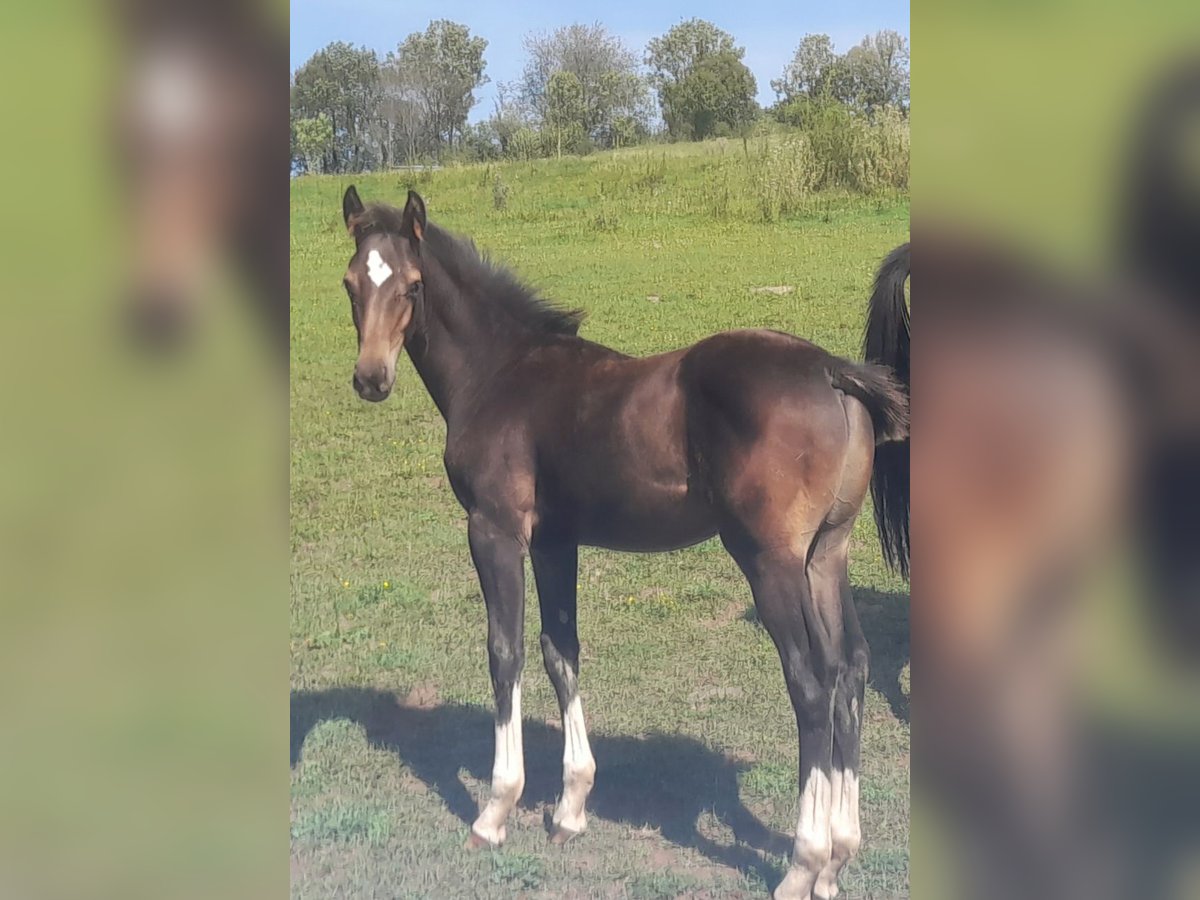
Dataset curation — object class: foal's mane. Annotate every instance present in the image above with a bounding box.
[355,202,586,337]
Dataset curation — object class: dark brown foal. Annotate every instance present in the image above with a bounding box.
[338,186,909,900]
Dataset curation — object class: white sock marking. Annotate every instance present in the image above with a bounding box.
[493,681,524,792]
[555,694,595,832]
[472,681,524,844]
[830,768,860,850]
[775,767,834,899]
[366,249,392,287]
[563,696,594,778]
[796,767,833,857]
[817,767,861,897]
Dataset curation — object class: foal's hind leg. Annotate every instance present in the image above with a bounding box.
[726,538,841,900]
[531,531,596,842]
[809,521,868,900]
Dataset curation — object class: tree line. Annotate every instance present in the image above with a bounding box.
[290,19,909,174]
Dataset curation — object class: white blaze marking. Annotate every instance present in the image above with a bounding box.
[366,249,393,287]
[136,45,209,141]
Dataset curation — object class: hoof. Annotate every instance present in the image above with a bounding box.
[465,827,502,849]
[548,823,581,845]
[772,874,815,900]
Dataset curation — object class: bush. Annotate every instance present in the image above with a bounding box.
[459,122,502,163]
[751,134,819,222]
[492,174,510,210]
[770,98,908,192]
[508,127,542,162]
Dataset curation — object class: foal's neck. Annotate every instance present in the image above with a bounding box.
[402,257,530,423]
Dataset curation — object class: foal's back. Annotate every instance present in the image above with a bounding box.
[488,328,875,553]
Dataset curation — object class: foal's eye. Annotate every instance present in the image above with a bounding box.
[408,281,423,297]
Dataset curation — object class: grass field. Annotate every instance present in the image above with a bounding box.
[291,140,910,899]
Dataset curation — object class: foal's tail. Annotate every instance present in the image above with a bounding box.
[862,243,910,578]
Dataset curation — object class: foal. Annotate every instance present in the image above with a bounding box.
[339,186,909,900]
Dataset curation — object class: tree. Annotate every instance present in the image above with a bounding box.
[645,19,742,139]
[293,114,333,174]
[377,69,426,165]
[489,82,531,157]
[291,42,381,173]
[384,20,488,161]
[519,23,648,147]
[664,50,758,140]
[771,30,909,117]
[645,18,739,84]
[846,30,909,112]
[546,71,586,157]
[771,34,837,102]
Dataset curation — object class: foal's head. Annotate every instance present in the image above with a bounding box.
[341,186,426,402]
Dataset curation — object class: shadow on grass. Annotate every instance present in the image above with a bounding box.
[742,586,910,724]
[291,687,793,889]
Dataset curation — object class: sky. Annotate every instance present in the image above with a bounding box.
[291,0,908,123]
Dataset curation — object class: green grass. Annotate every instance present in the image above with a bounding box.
[291,141,910,898]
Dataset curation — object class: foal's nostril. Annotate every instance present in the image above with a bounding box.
[126,290,190,351]
[353,368,389,401]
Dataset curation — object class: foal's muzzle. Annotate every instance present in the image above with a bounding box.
[352,366,392,402]
[125,288,193,352]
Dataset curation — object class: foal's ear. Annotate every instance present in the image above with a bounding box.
[401,190,427,243]
[342,185,364,233]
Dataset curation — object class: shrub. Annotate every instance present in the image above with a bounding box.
[507,127,543,161]
[751,134,819,222]
[492,174,510,211]
[768,98,909,193]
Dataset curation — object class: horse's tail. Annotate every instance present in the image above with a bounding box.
[865,242,911,388]
[832,363,908,445]
[862,243,910,578]
[1121,57,1200,308]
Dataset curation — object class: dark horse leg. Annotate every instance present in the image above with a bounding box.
[810,519,868,900]
[531,530,596,841]
[465,511,527,847]
[713,389,876,900]
[726,539,841,900]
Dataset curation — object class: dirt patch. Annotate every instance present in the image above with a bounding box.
[704,599,751,630]
[401,680,440,710]
[750,285,794,295]
[649,846,680,869]
[727,748,758,765]
[688,685,745,704]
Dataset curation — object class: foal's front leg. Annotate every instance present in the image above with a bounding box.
[466,511,528,848]
[531,533,595,842]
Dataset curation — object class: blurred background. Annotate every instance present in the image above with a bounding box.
[0,1,287,898]
[1,0,1197,898]
[915,2,1200,898]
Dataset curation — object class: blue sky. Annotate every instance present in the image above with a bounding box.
[291,0,908,122]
